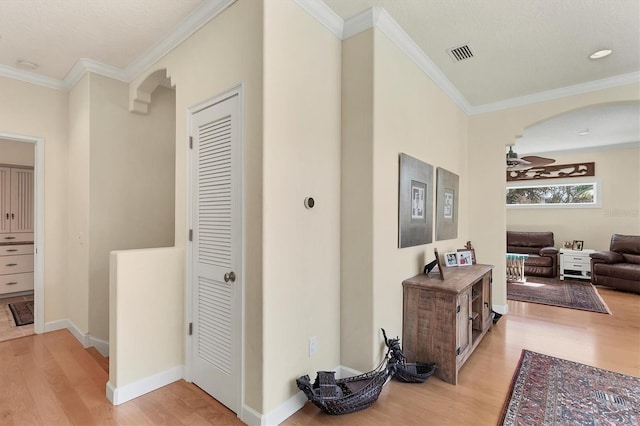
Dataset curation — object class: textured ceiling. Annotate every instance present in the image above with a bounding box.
[323,0,640,154]
[0,0,202,80]
[0,0,638,154]
[323,0,640,107]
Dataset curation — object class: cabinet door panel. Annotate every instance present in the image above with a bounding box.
[10,169,34,233]
[456,288,471,358]
[0,168,9,233]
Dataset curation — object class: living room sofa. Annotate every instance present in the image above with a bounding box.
[590,234,640,294]
[506,231,558,278]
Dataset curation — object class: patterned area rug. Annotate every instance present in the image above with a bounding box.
[500,350,640,425]
[8,300,34,326]
[507,277,611,314]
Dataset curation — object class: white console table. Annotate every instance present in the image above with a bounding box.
[560,248,595,280]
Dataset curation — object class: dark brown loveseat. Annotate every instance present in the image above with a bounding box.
[590,234,640,294]
[506,231,558,278]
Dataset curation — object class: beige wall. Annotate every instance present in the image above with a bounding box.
[0,139,35,166]
[67,75,91,332]
[127,0,264,413]
[507,145,640,251]
[469,83,640,310]
[109,247,184,388]
[3,0,638,420]
[341,29,375,371]
[0,77,69,324]
[263,0,342,412]
[342,27,470,372]
[88,74,176,341]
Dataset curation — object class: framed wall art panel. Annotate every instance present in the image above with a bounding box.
[398,153,434,248]
[436,167,459,241]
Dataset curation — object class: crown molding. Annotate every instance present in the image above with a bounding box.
[125,0,237,80]
[0,64,65,90]
[341,6,471,113]
[468,72,640,115]
[293,0,343,38]
[301,1,640,115]
[0,0,236,92]
[2,0,638,114]
[368,8,471,113]
[63,58,129,90]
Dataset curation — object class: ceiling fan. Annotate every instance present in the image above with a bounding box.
[506,146,555,171]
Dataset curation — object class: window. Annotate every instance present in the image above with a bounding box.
[506,179,601,208]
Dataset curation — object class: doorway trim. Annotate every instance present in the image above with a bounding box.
[0,132,44,334]
[185,83,246,418]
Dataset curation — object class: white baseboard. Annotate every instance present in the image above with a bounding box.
[240,404,262,426]
[89,335,109,357]
[493,304,509,315]
[257,364,363,426]
[44,318,110,356]
[336,365,362,378]
[259,391,307,426]
[106,365,184,405]
[44,319,70,333]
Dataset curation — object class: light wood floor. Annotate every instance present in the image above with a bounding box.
[285,286,640,425]
[0,286,637,425]
[0,294,34,342]
[0,329,243,425]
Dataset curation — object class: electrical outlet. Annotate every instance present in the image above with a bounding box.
[309,336,317,357]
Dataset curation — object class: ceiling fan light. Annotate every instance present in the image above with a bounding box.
[506,146,519,165]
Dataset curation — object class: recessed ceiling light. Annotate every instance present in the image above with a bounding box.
[589,49,612,59]
[16,60,38,70]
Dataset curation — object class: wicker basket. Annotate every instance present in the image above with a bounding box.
[392,361,437,383]
[382,328,437,383]
[296,364,391,415]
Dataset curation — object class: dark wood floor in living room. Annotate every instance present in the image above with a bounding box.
[0,287,637,425]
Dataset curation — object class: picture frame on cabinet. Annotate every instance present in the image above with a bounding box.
[457,248,476,264]
[434,248,445,280]
[572,240,584,251]
[444,251,458,267]
[456,250,473,266]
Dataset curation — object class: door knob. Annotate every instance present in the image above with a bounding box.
[224,271,236,283]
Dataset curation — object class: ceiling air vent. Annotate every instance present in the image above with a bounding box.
[447,44,474,62]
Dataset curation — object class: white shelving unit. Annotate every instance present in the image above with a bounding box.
[560,248,595,280]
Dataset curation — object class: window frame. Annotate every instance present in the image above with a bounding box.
[506,177,602,209]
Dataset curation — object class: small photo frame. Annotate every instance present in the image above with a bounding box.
[572,240,584,251]
[444,252,458,267]
[457,248,476,264]
[456,250,473,266]
[434,248,445,280]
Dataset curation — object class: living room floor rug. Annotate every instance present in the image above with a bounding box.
[507,277,611,314]
[8,300,34,326]
[500,350,640,425]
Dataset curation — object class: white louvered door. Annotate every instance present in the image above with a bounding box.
[191,93,241,413]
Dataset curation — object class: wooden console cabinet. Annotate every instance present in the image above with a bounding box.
[402,264,493,384]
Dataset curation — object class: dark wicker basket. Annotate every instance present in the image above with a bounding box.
[382,328,437,383]
[392,361,437,383]
[296,364,391,415]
